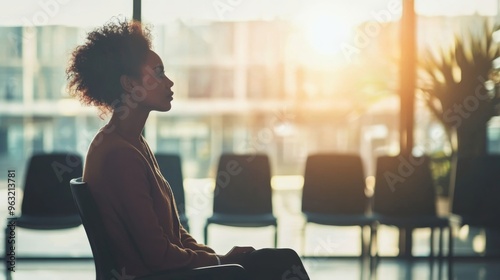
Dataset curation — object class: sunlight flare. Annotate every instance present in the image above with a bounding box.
[295,4,356,57]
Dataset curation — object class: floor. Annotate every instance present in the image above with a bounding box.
[1,178,500,279]
[4,257,500,280]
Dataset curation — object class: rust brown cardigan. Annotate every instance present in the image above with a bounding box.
[83,126,218,277]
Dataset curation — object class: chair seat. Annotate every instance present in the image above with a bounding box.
[459,215,499,229]
[304,212,376,226]
[207,213,277,227]
[136,264,246,280]
[373,214,452,228]
[15,214,82,230]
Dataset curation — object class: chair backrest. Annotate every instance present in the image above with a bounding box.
[70,177,116,280]
[22,152,83,217]
[301,153,367,215]
[480,155,500,227]
[213,154,273,215]
[154,153,186,215]
[373,155,437,217]
[450,155,500,227]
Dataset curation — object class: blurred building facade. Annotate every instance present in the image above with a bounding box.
[0,15,499,181]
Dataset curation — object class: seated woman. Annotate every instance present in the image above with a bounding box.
[67,19,309,280]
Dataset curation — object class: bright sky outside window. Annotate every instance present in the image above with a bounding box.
[2,0,497,27]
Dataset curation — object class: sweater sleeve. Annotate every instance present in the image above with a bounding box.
[103,148,219,271]
[180,227,216,254]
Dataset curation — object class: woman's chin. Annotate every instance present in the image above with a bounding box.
[157,103,172,112]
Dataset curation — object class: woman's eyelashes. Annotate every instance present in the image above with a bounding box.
[153,68,164,77]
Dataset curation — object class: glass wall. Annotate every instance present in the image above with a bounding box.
[141,0,406,178]
[1,0,499,261]
[0,1,132,180]
[2,0,498,182]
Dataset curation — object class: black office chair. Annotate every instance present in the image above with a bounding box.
[450,155,500,228]
[450,155,500,256]
[372,155,457,258]
[204,154,278,247]
[4,152,83,277]
[70,177,247,280]
[301,153,376,257]
[155,153,190,232]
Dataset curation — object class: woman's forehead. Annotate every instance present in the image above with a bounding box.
[144,50,163,66]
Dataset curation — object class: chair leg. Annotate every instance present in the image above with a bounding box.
[430,227,435,258]
[398,227,413,258]
[204,223,209,245]
[371,224,378,258]
[448,226,454,280]
[448,226,454,260]
[361,226,366,257]
[362,225,372,257]
[274,225,278,248]
[438,227,444,259]
[406,227,413,258]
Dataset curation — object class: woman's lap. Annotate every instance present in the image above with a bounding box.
[240,248,310,280]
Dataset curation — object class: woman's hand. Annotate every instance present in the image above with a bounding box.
[219,246,255,264]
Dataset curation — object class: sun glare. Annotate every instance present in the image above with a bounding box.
[304,14,352,56]
[295,4,356,58]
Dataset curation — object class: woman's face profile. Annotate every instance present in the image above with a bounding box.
[129,50,175,113]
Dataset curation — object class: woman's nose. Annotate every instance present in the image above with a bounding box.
[167,77,174,88]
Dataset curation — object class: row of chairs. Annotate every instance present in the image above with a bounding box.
[303,154,452,258]
[161,153,500,258]
[68,153,500,279]
[203,153,451,258]
[5,152,500,263]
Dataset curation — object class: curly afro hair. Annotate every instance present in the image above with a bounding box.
[66,19,152,113]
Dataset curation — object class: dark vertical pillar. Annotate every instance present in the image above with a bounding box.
[133,0,144,137]
[398,0,416,258]
[133,0,142,22]
[399,0,416,156]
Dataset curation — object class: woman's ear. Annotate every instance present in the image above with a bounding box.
[120,74,136,92]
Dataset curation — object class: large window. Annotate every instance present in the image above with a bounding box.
[0,1,132,180]
[4,0,496,180]
[1,0,497,261]
[1,0,405,179]
[140,0,407,178]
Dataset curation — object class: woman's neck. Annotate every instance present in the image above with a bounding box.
[108,108,149,144]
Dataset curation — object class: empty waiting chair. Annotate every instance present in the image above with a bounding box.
[450,155,500,256]
[204,154,277,247]
[154,153,190,232]
[372,155,456,258]
[4,153,83,275]
[301,153,375,256]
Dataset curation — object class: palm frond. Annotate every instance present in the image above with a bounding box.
[418,18,498,133]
